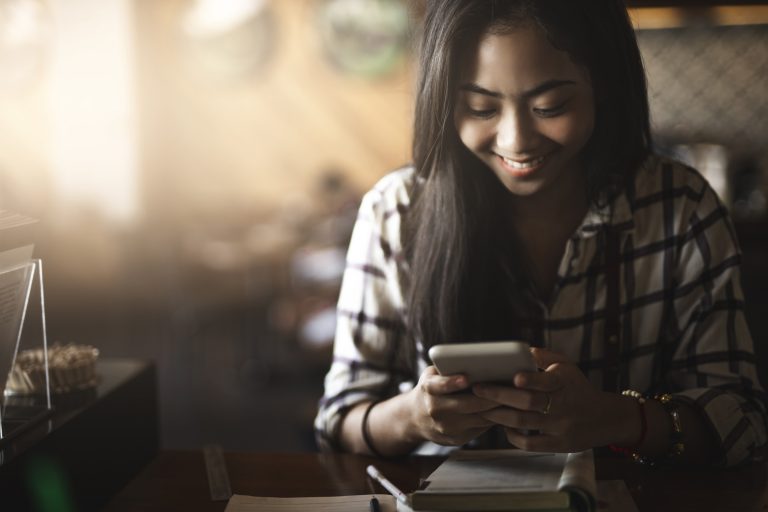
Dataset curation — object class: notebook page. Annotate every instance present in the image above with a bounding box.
[423,450,566,492]
[224,494,397,512]
[558,450,597,511]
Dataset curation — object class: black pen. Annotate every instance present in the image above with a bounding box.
[369,496,381,512]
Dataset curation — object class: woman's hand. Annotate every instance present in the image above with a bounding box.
[406,366,499,446]
[473,347,638,452]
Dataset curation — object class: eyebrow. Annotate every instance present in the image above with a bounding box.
[458,79,577,99]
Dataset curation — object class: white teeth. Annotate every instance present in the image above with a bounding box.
[502,155,545,169]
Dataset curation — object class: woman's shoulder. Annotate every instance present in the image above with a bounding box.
[353,166,418,264]
[360,165,418,215]
[632,153,712,198]
[627,153,727,236]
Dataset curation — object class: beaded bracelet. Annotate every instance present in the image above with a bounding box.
[608,389,647,457]
[361,400,384,458]
[609,390,685,466]
[655,393,685,458]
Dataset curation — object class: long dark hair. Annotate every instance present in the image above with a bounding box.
[405,0,651,351]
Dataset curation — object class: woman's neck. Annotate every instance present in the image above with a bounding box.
[506,166,589,227]
[503,167,590,301]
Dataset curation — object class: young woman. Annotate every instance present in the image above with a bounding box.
[315,0,767,467]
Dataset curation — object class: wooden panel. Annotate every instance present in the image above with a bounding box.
[628,0,768,6]
[630,5,768,28]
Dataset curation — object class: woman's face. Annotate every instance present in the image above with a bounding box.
[454,24,595,200]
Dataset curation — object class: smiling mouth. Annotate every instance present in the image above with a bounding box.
[501,155,547,169]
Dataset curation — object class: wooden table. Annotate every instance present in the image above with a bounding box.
[104,450,768,512]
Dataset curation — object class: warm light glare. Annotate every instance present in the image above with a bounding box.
[183,0,267,37]
[0,0,48,90]
[1,0,43,46]
[46,0,138,224]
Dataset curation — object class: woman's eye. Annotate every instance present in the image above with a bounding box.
[533,104,566,118]
[467,107,496,119]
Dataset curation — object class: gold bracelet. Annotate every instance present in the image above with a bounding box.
[654,393,685,458]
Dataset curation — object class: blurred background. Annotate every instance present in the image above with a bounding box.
[1,0,767,452]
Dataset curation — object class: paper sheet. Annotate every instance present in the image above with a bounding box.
[225,480,637,512]
[0,210,37,231]
[0,245,33,273]
[224,493,398,512]
[0,248,35,397]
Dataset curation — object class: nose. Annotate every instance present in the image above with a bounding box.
[496,109,536,154]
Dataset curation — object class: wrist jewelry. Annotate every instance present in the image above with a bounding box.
[608,389,647,457]
[608,390,685,466]
[654,393,685,459]
[361,400,384,458]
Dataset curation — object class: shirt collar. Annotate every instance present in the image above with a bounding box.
[574,188,635,238]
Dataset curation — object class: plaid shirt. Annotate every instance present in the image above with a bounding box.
[315,155,767,466]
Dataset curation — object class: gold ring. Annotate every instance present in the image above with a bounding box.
[542,393,552,415]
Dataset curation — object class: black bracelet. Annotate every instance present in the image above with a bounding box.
[361,400,384,458]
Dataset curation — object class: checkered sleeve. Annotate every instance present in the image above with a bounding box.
[667,176,768,466]
[314,173,414,452]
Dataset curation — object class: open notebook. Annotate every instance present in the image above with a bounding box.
[224,479,638,512]
[225,494,398,511]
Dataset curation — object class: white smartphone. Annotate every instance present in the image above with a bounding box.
[428,341,536,385]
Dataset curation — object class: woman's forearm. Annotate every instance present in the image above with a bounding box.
[608,391,719,465]
[339,393,421,457]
